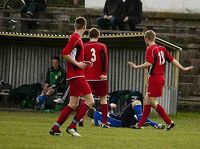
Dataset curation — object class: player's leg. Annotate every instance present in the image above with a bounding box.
[150,99,175,130]
[133,101,164,129]
[95,81,109,127]
[99,95,109,128]
[136,93,152,128]
[49,96,79,136]
[149,75,175,130]
[67,93,94,137]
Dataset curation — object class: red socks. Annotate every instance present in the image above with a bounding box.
[68,102,90,129]
[56,105,74,126]
[156,104,171,124]
[100,104,108,124]
[138,105,151,127]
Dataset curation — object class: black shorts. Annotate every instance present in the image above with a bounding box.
[120,103,138,127]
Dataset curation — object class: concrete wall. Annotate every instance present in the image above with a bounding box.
[85,0,199,14]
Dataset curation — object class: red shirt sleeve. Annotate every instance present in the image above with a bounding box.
[165,49,174,62]
[145,47,154,64]
[62,35,80,56]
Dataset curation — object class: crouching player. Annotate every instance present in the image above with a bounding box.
[49,17,94,137]
[87,94,165,129]
[84,28,109,128]
[128,30,193,130]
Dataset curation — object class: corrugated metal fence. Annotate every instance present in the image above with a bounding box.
[0,34,179,114]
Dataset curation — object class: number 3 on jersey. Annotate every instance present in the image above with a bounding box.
[91,48,96,62]
[158,51,165,65]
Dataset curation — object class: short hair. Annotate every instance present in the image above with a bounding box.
[144,30,156,41]
[74,17,87,30]
[52,56,60,62]
[89,28,100,39]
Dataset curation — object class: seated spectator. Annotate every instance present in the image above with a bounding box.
[96,0,123,30]
[122,0,142,31]
[21,0,47,18]
[36,56,66,110]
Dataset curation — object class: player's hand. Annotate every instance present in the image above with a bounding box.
[107,15,112,20]
[77,62,87,69]
[103,15,108,19]
[128,62,137,69]
[100,75,107,80]
[183,66,194,71]
[42,88,48,94]
[84,61,93,68]
[124,16,129,22]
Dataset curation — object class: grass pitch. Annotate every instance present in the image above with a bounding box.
[0,111,199,149]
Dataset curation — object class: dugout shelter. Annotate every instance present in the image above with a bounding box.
[0,32,181,114]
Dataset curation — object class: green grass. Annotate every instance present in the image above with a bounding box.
[0,111,200,149]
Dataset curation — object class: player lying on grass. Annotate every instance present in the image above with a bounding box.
[50,17,95,137]
[128,30,194,130]
[87,94,165,129]
[84,28,109,128]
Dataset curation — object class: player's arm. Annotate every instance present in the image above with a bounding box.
[171,59,193,71]
[100,46,108,80]
[165,50,194,71]
[63,55,86,69]
[128,47,153,69]
[128,62,152,69]
[62,37,87,69]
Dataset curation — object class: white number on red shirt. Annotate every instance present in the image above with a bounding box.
[91,48,96,62]
[158,51,165,65]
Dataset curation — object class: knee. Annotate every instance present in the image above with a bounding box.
[85,98,95,107]
[96,17,103,24]
[68,102,79,110]
[110,17,117,24]
[46,89,54,95]
[143,94,150,105]
[100,96,107,104]
[150,101,158,109]
[110,103,117,109]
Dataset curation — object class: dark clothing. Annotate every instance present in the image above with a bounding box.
[21,0,46,16]
[108,90,143,127]
[122,0,143,31]
[104,0,123,17]
[45,66,66,91]
[96,16,123,30]
[109,90,143,105]
[97,0,123,30]
[120,103,137,127]
[9,83,42,106]
[102,103,137,127]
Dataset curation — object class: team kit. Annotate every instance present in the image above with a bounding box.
[49,17,193,137]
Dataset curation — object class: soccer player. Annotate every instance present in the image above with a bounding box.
[87,94,165,129]
[128,30,193,130]
[84,28,109,128]
[49,17,95,137]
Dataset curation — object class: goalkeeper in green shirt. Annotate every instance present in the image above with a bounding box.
[36,56,66,109]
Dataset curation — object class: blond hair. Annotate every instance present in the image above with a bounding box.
[144,30,156,41]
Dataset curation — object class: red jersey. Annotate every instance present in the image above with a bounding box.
[146,44,174,76]
[84,41,108,81]
[62,33,84,80]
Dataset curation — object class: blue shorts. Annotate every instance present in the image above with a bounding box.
[93,111,122,127]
